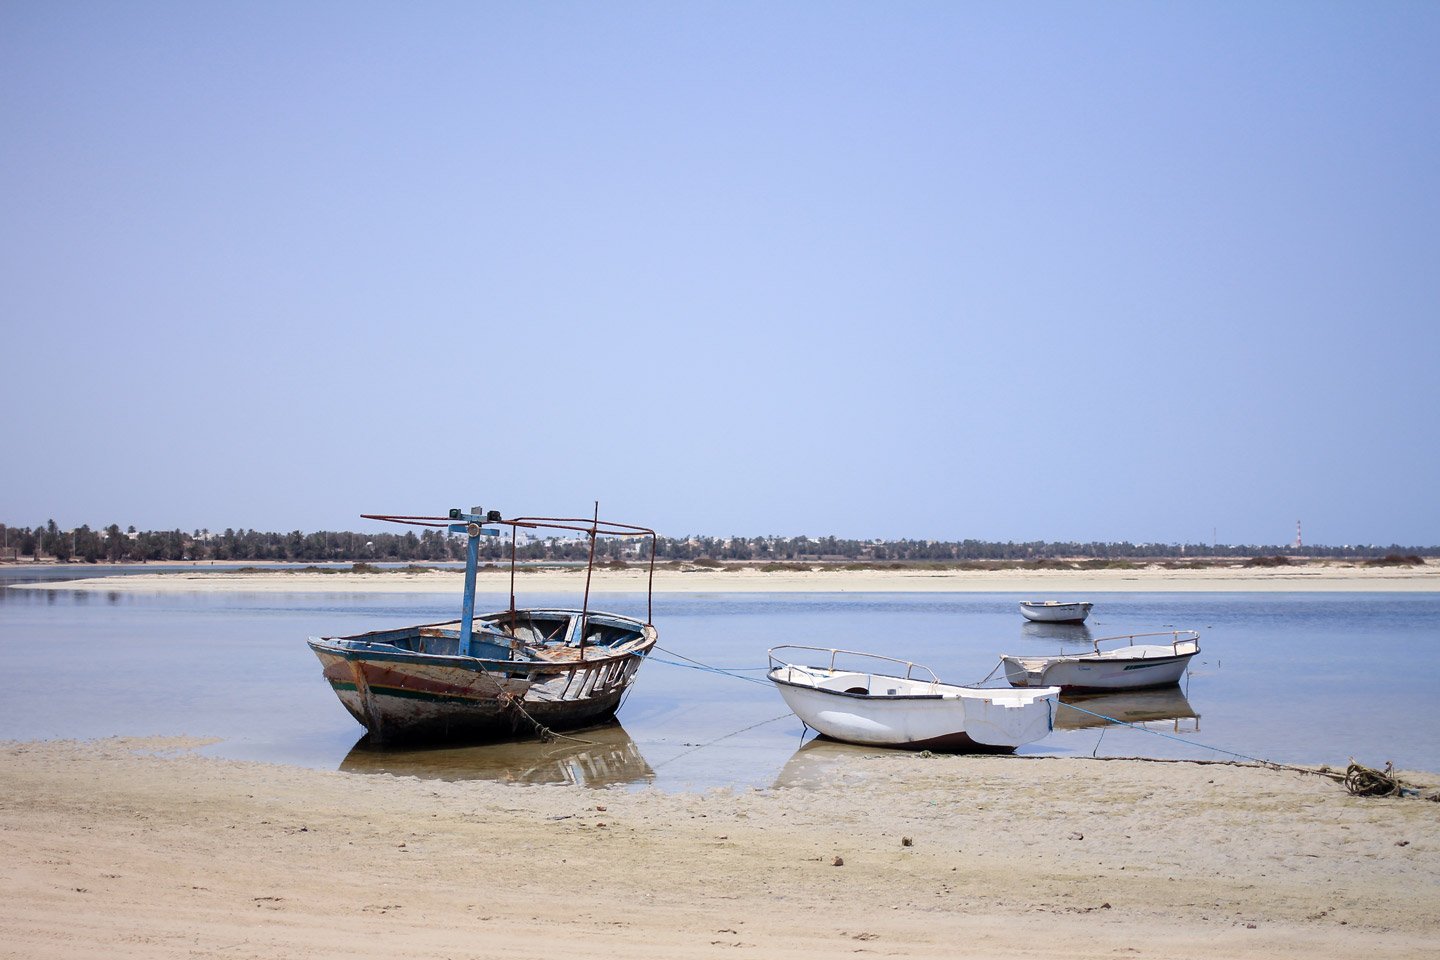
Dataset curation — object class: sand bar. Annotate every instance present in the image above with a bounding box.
[9,560,1440,593]
[2,737,1437,959]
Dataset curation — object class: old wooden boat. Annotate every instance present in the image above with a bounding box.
[1019,600,1093,623]
[767,645,1059,752]
[1001,630,1200,692]
[308,506,658,744]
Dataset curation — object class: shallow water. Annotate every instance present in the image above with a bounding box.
[1,575,1436,791]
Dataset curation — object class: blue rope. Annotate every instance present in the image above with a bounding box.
[648,650,772,686]
[1057,700,1282,767]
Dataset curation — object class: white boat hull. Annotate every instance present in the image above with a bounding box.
[768,666,1058,752]
[1019,601,1093,623]
[1002,636,1199,692]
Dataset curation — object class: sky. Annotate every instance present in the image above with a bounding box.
[3,1,1438,547]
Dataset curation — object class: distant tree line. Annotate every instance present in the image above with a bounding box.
[1,521,1436,564]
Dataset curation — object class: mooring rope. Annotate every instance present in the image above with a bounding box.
[651,645,773,685]
[1342,759,1430,798]
[1057,699,1301,769]
[644,649,1434,799]
[493,689,602,745]
[637,645,796,766]
[972,657,1006,686]
[650,712,796,770]
[1054,700,1438,796]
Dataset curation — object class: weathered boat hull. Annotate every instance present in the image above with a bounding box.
[768,669,1058,752]
[1019,601,1093,623]
[309,612,655,743]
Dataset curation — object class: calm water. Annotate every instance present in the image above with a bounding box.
[2,571,1437,791]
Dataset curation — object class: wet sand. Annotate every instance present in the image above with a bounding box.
[3,737,1437,959]
[12,559,1440,593]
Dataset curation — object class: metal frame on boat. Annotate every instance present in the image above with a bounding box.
[308,505,658,744]
[1001,630,1201,692]
[766,645,1059,753]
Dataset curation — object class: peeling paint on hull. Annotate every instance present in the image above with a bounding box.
[308,611,655,744]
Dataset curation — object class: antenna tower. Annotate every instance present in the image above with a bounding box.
[1295,520,1302,550]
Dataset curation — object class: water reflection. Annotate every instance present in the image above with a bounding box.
[770,737,894,790]
[767,688,1204,788]
[338,722,655,788]
[1053,687,1199,732]
[7,588,1439,784]
[1020,621,1094,644]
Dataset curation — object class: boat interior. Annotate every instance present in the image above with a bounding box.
[771,662,1055,705]
[777,665,945,697]
[321,610,650,662]
[1089,630,1201,659]
[1007,630,1201,668]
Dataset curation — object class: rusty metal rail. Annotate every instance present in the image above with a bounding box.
[361,508,658,627]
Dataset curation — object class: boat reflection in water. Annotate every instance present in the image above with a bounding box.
[1020,621,1094,645]
[770,688,1203,788]
[339,722,654,788]
[770,737,899,791]
[1052,687,1200,733]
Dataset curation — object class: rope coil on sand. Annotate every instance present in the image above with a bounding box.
[1343,759,1421,798]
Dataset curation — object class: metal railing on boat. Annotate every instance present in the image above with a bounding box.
[1088,630,1201,655]
[767,644,943,684]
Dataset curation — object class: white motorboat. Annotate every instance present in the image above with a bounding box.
[767,645,1059,752]
[1019,600,1093,623]
[1001,630,1201,692]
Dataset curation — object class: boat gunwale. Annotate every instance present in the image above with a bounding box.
[308,609,657,673]
[307,638,654,672]
[771,676,1065,705]
[1003,650,1197,670]
[320,608,650,643]
[765,664,1059,704]
[765,670,948,702]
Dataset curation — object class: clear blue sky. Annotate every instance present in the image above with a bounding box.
[3,2,1437,546]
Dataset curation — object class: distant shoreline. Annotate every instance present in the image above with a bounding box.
[11,557,1438,593]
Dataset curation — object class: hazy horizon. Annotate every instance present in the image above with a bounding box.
[1,515,1432,552]
[5,3,1437,546]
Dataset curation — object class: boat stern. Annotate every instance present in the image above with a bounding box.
[960,686,1061,748]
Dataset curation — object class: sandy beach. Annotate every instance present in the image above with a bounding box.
[12,559,1440,594]
[3,737,1437,960]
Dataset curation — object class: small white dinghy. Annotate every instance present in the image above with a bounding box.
[1019,600,1093,623]
[767,645,1059,753]
[1001,630,1201,692]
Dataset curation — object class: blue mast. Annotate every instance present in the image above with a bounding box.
[447,507,499,652]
